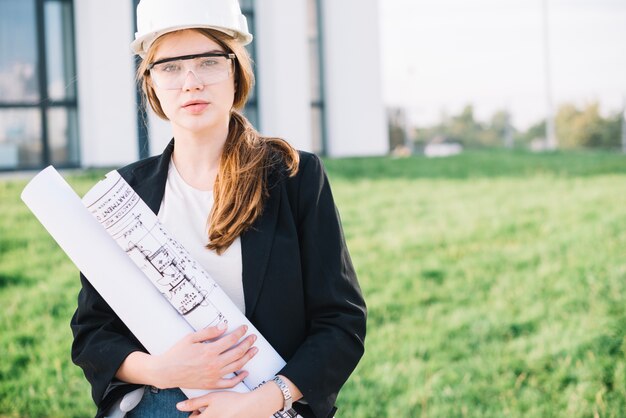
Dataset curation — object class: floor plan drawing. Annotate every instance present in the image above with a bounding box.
[85,174,226,331]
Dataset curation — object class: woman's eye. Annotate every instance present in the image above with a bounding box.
[200,59,218,68]
[161,63,181,73]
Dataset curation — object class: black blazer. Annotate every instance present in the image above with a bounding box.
[71,140,367,418]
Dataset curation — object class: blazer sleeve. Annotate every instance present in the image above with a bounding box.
[278,153,367,418]
[70,273,145,411]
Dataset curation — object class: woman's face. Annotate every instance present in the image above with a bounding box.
[150,30,235,137]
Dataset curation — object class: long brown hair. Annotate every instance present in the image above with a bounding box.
[138,28,299,254]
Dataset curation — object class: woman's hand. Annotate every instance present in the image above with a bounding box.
[176,384,282,418]
[176,374,301,418]
[177,391,257,418]
[154,324,258,389]
[116,323,258,390]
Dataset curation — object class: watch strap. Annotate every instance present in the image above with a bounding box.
[271,375,293,412]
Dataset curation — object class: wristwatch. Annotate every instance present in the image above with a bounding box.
[271,375,293,412]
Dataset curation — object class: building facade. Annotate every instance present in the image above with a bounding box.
[0,0,387,170]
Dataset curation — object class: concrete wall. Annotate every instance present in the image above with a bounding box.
[148,109,173,155]
[74,0,138,167]
[255,0,312,152]
[320,0,388,157]
[73,0,388,166]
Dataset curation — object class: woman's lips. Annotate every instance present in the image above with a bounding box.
[182,101,209,114]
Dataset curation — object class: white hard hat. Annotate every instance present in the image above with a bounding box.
[131,0,253,57]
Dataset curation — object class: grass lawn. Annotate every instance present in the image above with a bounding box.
[1,150,625,417]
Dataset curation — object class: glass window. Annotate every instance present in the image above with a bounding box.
[0,0,39,103]
[0,108,42,169]
[44,1,76,101]
[0,0,79,170]
[48,107,79,166]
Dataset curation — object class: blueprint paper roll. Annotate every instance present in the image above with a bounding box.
[82,170,287,390]
[21,166,247,398]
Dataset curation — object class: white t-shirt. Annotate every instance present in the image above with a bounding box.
[157,160,245,314]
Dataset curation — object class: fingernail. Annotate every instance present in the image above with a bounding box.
[243,325,248,332]
[251,334,257,342]
[176,401,186,409]
[252,347,259,354]
[218,322,227,330]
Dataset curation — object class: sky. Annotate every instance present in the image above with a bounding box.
[379,0,626,130]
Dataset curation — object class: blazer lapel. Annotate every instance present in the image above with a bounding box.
[125,139,174,215]
[122,138,279,318]
[241,185,281,318]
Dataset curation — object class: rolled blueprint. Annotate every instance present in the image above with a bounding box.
[20,167,290,404]
[81,169,286,390]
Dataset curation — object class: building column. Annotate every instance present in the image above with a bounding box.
[320,0,388,157]
[255,0,312,152]
[74,0,138,166]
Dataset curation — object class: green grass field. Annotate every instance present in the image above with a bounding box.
[1,150,625,417]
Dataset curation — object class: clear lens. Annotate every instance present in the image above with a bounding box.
[150,55,233,90]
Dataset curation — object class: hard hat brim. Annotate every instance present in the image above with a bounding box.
[131,24,253,58]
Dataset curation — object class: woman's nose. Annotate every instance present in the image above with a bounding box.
[182,70,204,91]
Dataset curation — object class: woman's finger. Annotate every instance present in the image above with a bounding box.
[221,346,258,376]
[212,325,249,352]
[212,370,249,389]
[189,322,228,343]
[177,394,212,412]
[219,334,257,364]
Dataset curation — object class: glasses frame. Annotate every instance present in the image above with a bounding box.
[147,52,236,71]
[147,52,237,90]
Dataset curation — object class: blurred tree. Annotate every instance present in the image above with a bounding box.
[515,120,546,147]
[488,110,514,148]
[448,105,482,145]
[414,105,515,148]
[411,102,620,151]
[387,107,408,151]
[556,102,621,149]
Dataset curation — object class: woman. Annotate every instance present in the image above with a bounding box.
[71,1,366,417]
